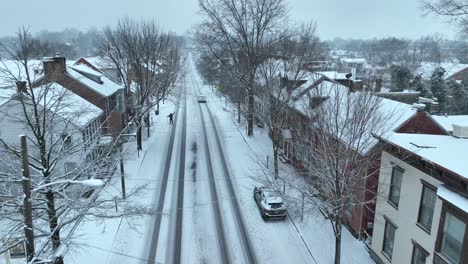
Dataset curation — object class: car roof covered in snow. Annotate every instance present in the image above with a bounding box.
[263,190,284,204]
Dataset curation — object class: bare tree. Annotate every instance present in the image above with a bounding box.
[256,22,324,177]
[195,0,288,136]
[269,81,403,264]
[98,17,183,150]
[422,0,468,33]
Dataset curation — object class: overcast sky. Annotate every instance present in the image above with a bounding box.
[0,0,456,40]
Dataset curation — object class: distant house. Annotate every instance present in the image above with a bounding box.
[338,58,367,78]
[416,62,468,81]
[32,56,125,138]
[370,110,468,264]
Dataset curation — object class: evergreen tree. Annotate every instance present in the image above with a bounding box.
[390,64,413,91]
[452,76,468,114]
[430,67,447,108]
[410,74,431,97]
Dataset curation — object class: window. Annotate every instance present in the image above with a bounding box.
[411,241,429,264]
[417,183,437,232]
[382,218,397,260]
[82,131,87,148]
[61,133,72,150]
[388,166,403,207]
[439,212,466,264]
[64,162,77,174]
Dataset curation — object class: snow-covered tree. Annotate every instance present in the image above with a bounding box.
[410,74,431,98]
[270,83,402,264]
[430,67,447,108]
[98,17,183,150]
[422,0,468,34]
[451,77,468,114]
[390,64,412,91]
[195,0,288,136]
[256,22,323,177]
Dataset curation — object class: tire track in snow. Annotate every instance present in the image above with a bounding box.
[147,88,183,264]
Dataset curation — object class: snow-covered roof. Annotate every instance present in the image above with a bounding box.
[377,89,420,95]
[0,60,43,88]
[33,82,103,127]
[340,58,367,64]
[75,56,115,69]
[386,133,468,179]
[0,86,18,107]
[419,97,435,103]
[431,115,468,132]
[315,71,349,80]
[283,75,417,154]
[67,64,123,97]
[416,62,468,80]
[437,185,468,213]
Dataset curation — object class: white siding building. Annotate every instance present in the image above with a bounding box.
[371,132,468,264]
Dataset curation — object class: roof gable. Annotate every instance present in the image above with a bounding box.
[395,111,449,135]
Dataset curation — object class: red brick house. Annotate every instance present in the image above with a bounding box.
[267,73,417,242]
[33,56,125,138]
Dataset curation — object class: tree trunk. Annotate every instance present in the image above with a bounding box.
[237,86,241,124]
[46,190,61,250]
[273,146,279,179]
[247,82,254,136]
[137,117,142,150]
[146,112,150,137]
[334,217,342,264]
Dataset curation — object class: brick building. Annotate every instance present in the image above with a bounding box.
[262,71,417,242]
[33,56,125,138]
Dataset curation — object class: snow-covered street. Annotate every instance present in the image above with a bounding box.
[59,55,374,264]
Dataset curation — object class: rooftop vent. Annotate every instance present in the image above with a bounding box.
[452,124,468,138]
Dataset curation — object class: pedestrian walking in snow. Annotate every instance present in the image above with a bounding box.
[167,112,174,125]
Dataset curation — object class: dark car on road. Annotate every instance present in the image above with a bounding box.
[253,187,287,220]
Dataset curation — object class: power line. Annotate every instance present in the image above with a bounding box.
[76,243,164,264]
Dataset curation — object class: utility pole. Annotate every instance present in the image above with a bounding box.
[117,94,126,199]
[20,135,35,261]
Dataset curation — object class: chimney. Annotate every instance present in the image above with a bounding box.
[375,79,382,93]
[452,124,468,138]
[43,54,66,80]
[16,81,27,93]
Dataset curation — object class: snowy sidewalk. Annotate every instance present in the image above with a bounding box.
[64,100,177,264]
